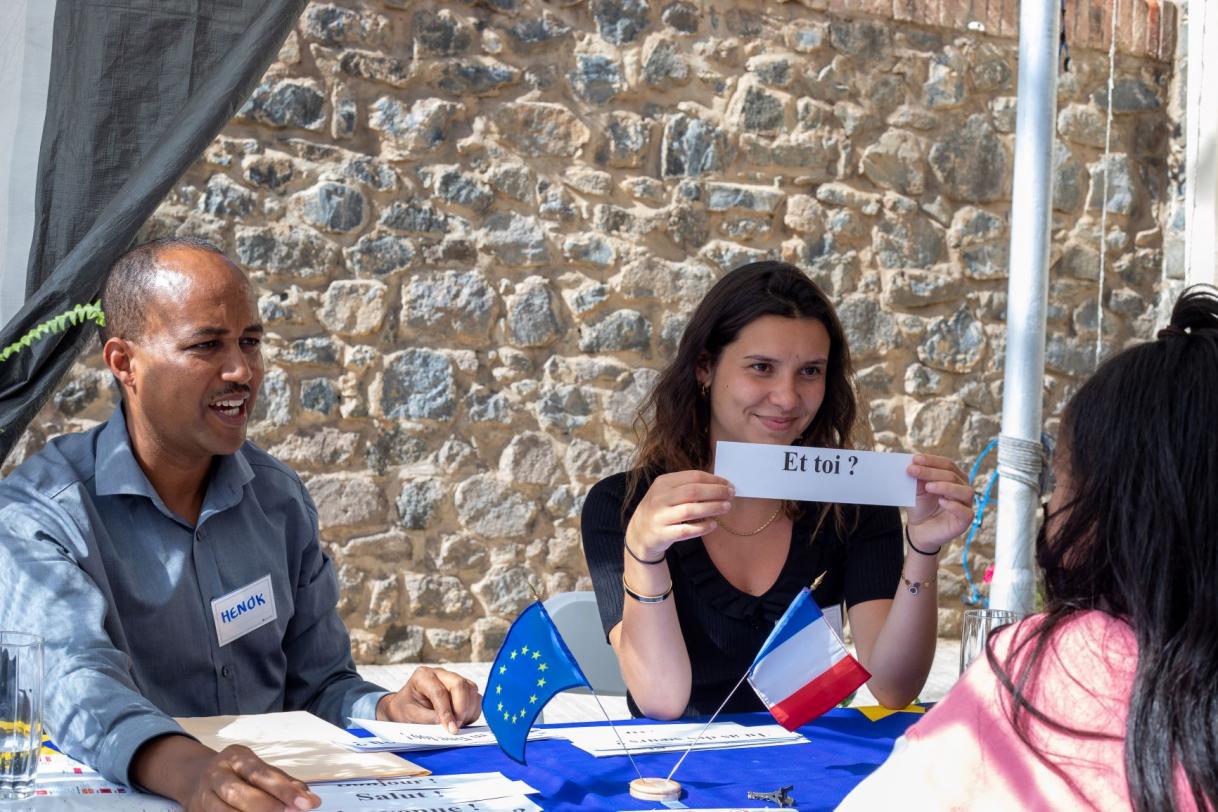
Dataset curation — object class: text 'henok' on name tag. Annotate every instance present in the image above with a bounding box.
[713,441,916,507]
[211,573,277,647]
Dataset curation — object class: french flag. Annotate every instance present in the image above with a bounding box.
[747,588,871,731]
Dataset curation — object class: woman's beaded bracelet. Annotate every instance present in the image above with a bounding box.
[905,526,942,556]
[622,574,673,604]
[624,539,666,565]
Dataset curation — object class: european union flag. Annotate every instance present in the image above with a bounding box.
[482,601,589,763]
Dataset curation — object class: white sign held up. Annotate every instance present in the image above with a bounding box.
[713,441,916,507]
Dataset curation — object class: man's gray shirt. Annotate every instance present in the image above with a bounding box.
[0,406,387,785]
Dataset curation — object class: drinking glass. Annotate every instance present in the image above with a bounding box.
[0,632,43,800]
[959,609,1018,675]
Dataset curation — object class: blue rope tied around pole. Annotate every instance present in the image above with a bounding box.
[962,439,999,607]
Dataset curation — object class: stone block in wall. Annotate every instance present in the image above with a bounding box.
[370,97,464,161]
[307,474,389,532]
[563,439,632,485]
[378,348,456,421]
[268,427,359,470]
[861,130,927,196]
[429,58,521,96]
[425,629,471,660]
[1057,103,1106,148]
[610,256,716,306]
[591,0,651,45]
[534,383,593,432]
[1052,143,1087,212]
[400,270,497,343]
[661,112,729,177]
[595,111,653,168]
[728,82,790,135]
[578,310,652,353]
[881,268,963,309]
[479,213,550,266]
[1091,78,1161,114]
[471,617,511,660]
[455,475,537,539]
[699,240,771,272]
[403,573,475,620]
[505,277,562,348]
[51,369,112,418]
[499,432,564,487]
[705,182,784,214]
[300,378,340,417]
[918,307,987,373]
[251,367,292,426]
[301,4,390,48]
[569,54,626,104]
[928,114,1009,203]
[643,37,691,89]
[381,625,424,663]
[837,296,899,360]
[872,213,945,270]
[1086,154,1141,217]
[345,232,417,279]
[507,13,573,53]
[200,174,255,218]
[291,182,364,232]
[379,199,451,235]
[338,49,410,88]
[490,102,590,157]
[242,153,294,192]
[238,79,326,131]
[318,279,388,336]
[908,397,966,454]
[434,535,490,574]
[412,9,473,57]
[396,478,444,531]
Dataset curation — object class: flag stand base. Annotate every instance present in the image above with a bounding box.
[629,778,681,801]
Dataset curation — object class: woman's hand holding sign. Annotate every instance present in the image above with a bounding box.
[625,471,735,561]
[904,453,974,553]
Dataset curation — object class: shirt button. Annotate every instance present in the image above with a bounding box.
[221,664,234,678]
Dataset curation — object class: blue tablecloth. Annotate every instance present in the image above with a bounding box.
[372,709,920,811]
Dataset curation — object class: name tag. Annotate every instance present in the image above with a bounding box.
[211,574,277,647]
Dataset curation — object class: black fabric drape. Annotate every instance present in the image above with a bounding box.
[0,0,307,465]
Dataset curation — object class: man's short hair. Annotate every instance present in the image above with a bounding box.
[100,236,228,342]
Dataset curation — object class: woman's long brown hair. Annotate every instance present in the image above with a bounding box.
[626,261,863,530]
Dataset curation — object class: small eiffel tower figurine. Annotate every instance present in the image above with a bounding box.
[746,785,795,807]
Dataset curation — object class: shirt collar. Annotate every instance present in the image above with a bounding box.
[95,404,255,521]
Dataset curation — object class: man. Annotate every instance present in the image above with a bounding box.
[0,238,480,810]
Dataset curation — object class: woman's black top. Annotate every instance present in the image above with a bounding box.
[581,470,903,718]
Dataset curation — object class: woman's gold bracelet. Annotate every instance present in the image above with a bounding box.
[622,574,673,604]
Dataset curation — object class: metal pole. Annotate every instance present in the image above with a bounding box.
[990,0,1060,615]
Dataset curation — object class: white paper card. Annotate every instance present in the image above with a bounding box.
[714,441,916,507]
[210,573,277,647]
[310,774,539,812]
[349,720,556,752]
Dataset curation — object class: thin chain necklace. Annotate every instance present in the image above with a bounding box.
[716,502,784,537]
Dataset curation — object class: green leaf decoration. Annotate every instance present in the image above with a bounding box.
[0,301,106,365]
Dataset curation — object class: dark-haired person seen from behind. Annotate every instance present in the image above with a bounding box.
[0,239,481,811]
[581,262,975,719]
[840,286,1218,811]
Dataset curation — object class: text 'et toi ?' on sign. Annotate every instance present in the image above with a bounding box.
[713,441,916,507]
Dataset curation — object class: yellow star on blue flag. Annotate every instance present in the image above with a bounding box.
[481,601,589,763]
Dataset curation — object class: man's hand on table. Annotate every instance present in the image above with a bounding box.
[132,734,318,811]
[376,665,482,734]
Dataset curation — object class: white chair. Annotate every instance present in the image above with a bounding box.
[543,590,627,696]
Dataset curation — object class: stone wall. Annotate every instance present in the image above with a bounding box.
[7,0,1180,657]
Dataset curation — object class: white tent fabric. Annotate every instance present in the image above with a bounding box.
[0,0,56,328]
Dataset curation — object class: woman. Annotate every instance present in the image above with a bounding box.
[581,261,973,720]
[840,287,1218,811]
